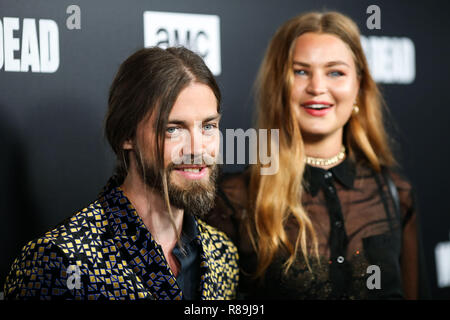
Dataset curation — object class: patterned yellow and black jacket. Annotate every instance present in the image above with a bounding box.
[4,177,239,300]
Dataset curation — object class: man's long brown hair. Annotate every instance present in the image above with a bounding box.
[104,46,221,236]
[248,11,396,278]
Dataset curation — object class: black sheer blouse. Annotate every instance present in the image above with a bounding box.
[207,158,425,299]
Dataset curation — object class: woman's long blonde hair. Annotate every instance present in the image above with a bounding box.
[248,11,396,278]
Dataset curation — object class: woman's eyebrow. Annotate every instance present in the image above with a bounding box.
[293,60,350,67]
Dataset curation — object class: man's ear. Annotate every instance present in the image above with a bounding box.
[122,139,133,150]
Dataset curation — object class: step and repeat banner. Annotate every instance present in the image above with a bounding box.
[0,0,449,299]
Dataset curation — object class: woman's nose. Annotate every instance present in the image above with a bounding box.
[306,73,328,96]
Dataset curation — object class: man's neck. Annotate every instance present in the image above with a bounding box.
[120,167,184,266]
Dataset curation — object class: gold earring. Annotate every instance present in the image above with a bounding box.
[353,104,359,115]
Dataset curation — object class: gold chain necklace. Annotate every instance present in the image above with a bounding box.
[305,146,346,167]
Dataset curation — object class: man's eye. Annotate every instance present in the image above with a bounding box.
[203,123,217,131]
[166,127,179,135]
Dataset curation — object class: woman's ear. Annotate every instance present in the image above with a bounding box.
[122,139,133,150]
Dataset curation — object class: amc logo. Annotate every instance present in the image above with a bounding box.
[143,11,221,75]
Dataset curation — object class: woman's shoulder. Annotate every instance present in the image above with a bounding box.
[356,161,416,210]
[382,166,417,220]
[386,168,413,192]
[356,160,413,191]
[352,161,417,228]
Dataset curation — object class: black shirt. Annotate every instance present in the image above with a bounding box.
[208,158,426,299]
[173,213,201,300]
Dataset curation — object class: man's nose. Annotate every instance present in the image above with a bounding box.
[183,127,205,159]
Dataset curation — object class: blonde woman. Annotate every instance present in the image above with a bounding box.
[208,11,427,299]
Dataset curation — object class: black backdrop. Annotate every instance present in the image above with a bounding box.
[1,0,449,299]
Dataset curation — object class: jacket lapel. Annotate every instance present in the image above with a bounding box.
[197,220,220,300]
[98,180,183,300]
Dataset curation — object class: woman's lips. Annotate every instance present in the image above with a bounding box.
[301,103,334,117]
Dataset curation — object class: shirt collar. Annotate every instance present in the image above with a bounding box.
[180,211,199,246]
[304,157,356,196]
[99,175,200,242]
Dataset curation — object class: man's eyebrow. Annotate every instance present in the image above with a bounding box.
[203,114,222,123]
[167,113,221,125]
[293,60,350,67]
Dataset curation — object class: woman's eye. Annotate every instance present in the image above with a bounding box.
[329,71,344,77]
[294,69,307,76]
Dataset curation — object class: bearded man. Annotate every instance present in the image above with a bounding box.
[4,47,238,300]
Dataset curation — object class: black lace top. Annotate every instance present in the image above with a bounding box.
[207,158,426,299]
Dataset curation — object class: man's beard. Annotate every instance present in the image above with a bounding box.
[134,149,219,218]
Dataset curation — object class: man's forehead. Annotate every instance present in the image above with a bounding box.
[138,107,220,133]
[167,111,221,125]
[168,83,219,121]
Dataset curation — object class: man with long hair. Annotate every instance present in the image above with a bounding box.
[4,47,238,300]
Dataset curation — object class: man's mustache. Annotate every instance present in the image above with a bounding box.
[169,153,216,167]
